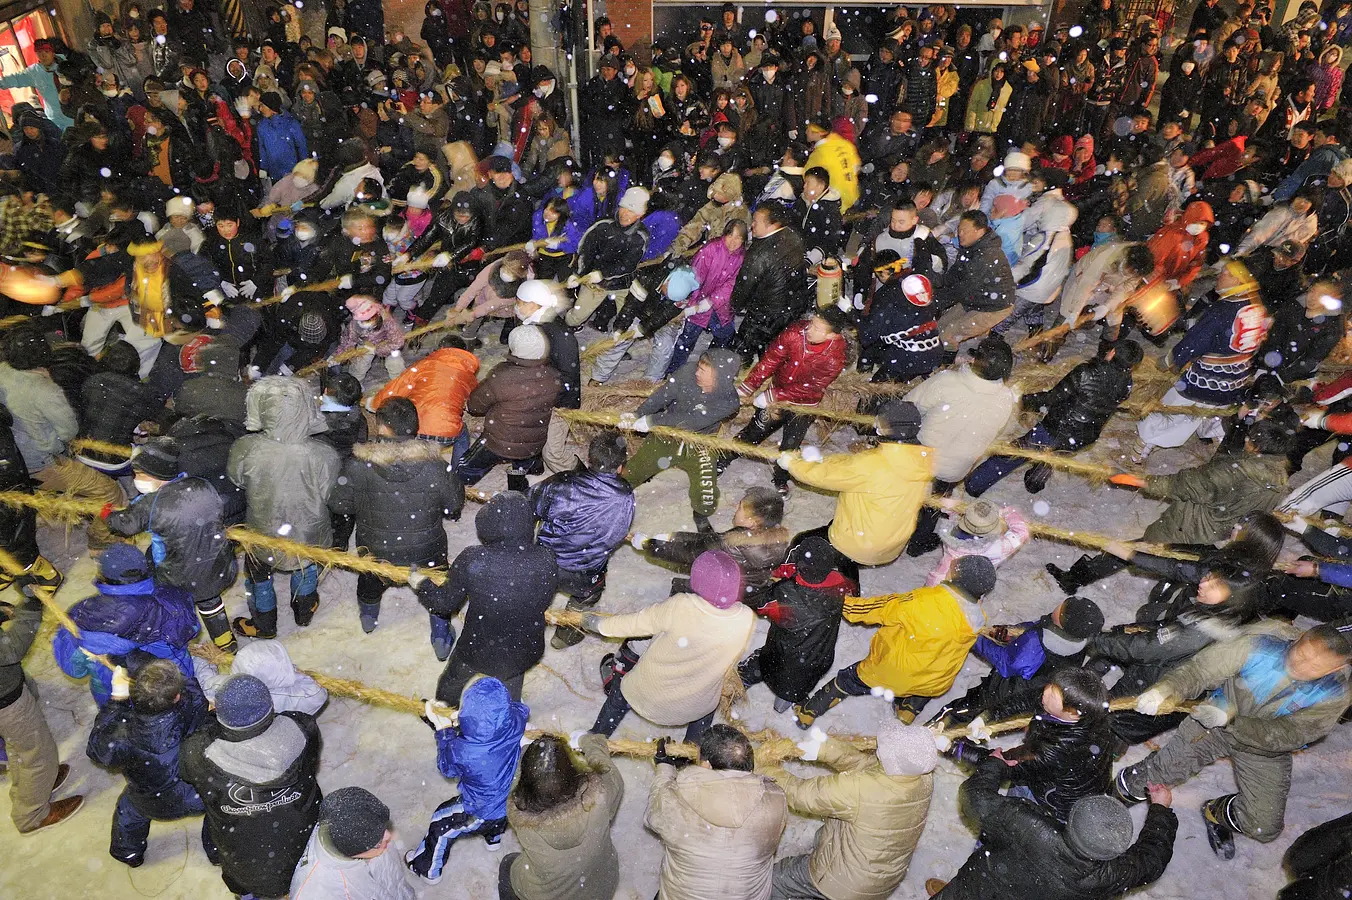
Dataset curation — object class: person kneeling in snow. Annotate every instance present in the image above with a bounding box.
[764,719,938,900]
[291,786,414,900]
[194,640,328,717]
[407,677,528,885]
[795,554,997,729]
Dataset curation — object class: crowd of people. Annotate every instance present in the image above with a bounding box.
[5,0,1352,898]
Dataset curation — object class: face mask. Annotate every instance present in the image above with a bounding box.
[296,225,317,242]
[293,175,311,188]
[1093,230,1114,245]
[624,66,636,77]
[534,86,546,97]
[102,86,119,97]
[431,7,441,14]
[1181,61,1196,74]
[842,86,854,95]
[1185,222,1206,235]
[718,136,734,148]
[133,476,160,494]
[762,68,776,82]
[657,156,674,171]
[145,125,160,135]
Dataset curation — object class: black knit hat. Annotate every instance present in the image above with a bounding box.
[260,91,284,113]
[877,399,922,443]
[793,536,837,585]
[950,554,997,599]
[1066,795,1134,860]
[1058,596,1105,640]
[322,787,391,857]
[132,437,183,481]
[1,327,51,370]
[216,674,275,735]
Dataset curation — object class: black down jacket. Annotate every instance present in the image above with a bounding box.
[750,568,851,703]
[79,370,157,453]
[1003,713,1116,825]
[1023,356,1134,449]
[576,218,650,289]
[936,758,1177,900]
[407,202,485,261]
[105,475,238,601]
[730,226,809,358]
[328,438,464,565]
[935,229,1016,312]
[443,492,559,680]
[166,415,247,524]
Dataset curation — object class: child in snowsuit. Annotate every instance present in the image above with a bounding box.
[335,295,407,382]
[530,432,636,649]
[620,349,742,529]
[739,535,853,713]
[194,640,328,716]
[329,399,465,651]
[796,555,997,729]
[86,659,211,867]
[53,543,203,708]
[407,677,528,884]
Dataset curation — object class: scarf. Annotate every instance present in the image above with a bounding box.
[986,77,1004,111]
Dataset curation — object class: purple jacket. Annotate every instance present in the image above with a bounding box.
[685,237,745,328]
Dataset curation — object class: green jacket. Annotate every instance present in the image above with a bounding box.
[1143,453,1287,544]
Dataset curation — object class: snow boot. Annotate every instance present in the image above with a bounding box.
[892,694,930,724]
[795,678,849,730]
[506,470,530,493]
[291,593,320,627]
[232,607,278,639]
[430,614,455,661]
[358,601,381,634]
[1113,767,1149,804]
[773,697,793,714]
[199,604,238,654]
[599,641,641,695]
[11,555,62,596]
[552,591,600,649]
[481,817,509,850]
[1023,462,1052,493]
[1045,562,1083,595]
[111,850,144,868]
[1202,795,1239,860]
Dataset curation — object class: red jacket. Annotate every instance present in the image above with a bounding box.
[740,320,846,406]
[1147,201,1214,289]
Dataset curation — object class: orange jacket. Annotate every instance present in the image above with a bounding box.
[1147,201,1214,289]
[371,347,481,439]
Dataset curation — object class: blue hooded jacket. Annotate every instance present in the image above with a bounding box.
[435,677,528,820]
[53,575,200,706]
[530,467,636,573]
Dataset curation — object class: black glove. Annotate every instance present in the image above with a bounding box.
[653,738,690,769]
[945,737,994,766]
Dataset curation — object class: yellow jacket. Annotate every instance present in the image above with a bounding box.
[805,132,862,212]
[844,585,978,696]
[786,442,933,566]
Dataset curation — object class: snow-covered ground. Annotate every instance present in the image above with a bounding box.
[3,330,1348,900]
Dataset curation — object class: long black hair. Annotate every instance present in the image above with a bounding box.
[513,735,586,814]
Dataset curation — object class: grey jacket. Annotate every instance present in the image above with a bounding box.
[289,824,415,900]
[0,597,42,700]
[636,349,742,434]
[0,363,77,470]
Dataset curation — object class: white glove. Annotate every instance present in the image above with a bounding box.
[632,415,651,433]
[220,280,240,299]
[629,532,650,550]
[407,565,428,590]
[389,350,401,359]
[967,716,991,742]
[338,274,354,290]
[681,299,712,319]
[525,240,538,255]
[1135,687,1168,716]
[281,286,297,299]
[424,699,457,730]
[796,726,828,761]
[565,273,581,289]
[788,129,799,141]
[1164,278,1180,292]
[752,392,770,410]
[799,446,823,463]
[568,729,588,750]
[617,412,638,430]
[545,237,563,249]
[432,252,452,268]
[1284,514,1311,534]
[836,294,853,313]
[110,665,131,701]
[1191,703,1229,729]
[40,305,58,317]
[582,270,604,285]
[240,279,258,299]
[203,289,226,308]
[393,253,410,266]
[1303,409,1329,429]
[776,451,797,469]
[80,296,93,308]
[927,724,952,753]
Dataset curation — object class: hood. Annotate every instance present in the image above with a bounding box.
[704,348,743,393]
[71,580,199,648]
[244,376,327,443]
[196,338,241,380]
[233,640,301,689]
[510,772,610,849]
[458,677,515,741]
[1182,201,1216,226]
[1326,46,1344,67]
[474,490,535,547]
[673,767,775,828]
[708,172,743,202]
[1031,194,1078,232]
[352,439,445,482]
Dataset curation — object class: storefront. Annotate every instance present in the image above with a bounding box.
[0,0,65,125]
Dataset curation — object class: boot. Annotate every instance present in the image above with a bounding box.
[893,694,930,724]
[430,614,455,661]
[925,878,947,897]
[359,601,381,634]
[1045,561,1084,595]
[506,471,529,493]
[599,641,641,695]
[773,697,793,714]
[795,678,850,730]
[290,592,320,627]
[1202,795,1239,860]
[201,611,238,654]
[1114,767,1149,804]
[1023,462,1052,493]
[233,607,278,639]
[18,795,84,833]
[111,850,145,868]
[693,513,715,535]
[551,622,587,649]
[13,556,62,596]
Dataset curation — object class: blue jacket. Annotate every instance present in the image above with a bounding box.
[642,211,682,260]
[1171,295,1271,405]
[256,111,309,180]
[86,694,207,817]
[53,576,200,706]
[974,622,1047,680]
[435,678,528,820]
[531,209,583,256]
[530,467,636,573]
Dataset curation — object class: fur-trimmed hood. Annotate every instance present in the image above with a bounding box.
[351,438,447,483]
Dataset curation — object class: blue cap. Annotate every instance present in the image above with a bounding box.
[665,266,700,303]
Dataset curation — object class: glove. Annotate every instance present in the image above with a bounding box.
[629,532,650,550]
[1135,687,1169,716]
[432,252,452,268]
[966,716,992,742]
[836,294,853,313]
[407,565,428,590]
[1284,514,1311,534]
[1303,409,1329,429]
[682,299,712,319]
[1191,703,1229,729]
[927,725,952,754]
[583,270,604,285]
[580,614,605,633]
[796,726,829,761]
[776,451,797,469]
[337,274,354,290]
[566,274,581,289]
[462,247,485,263]
[545,237,563,249]
[617,412,637,430]
[281,286,297,299]
[423,699,457,731]
[1110,473,1148,489]
[393,253,410,267]
[788,129,799,141]
[110,665,131,701]
[631,415,650,433]
[240,279,258,299]
[853,292,865,311]
[946,737,994,765]
[290,200,305,212]
[752,392,770,410]
[653,737,690,768]
[80,296,93,308]
[40,305,58,317]
[525,240,538,255]
[568,729,588,750]
[799,446,823,463]
[220,281,240,299]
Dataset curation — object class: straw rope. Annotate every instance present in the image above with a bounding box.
[294,309,475,378]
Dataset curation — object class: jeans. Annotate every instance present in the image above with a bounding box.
[965,424,1058,496]
[244,555,319,614]
[590,686,715,743]
[667,317,736,376]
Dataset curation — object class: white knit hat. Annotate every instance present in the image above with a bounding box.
[875,718,939,777]
[508,323,549,360]
[406,186,431,209]
[619,187,650,215]
[1002,151,1032,173]
[165,195,195,218]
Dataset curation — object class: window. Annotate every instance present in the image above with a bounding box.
[0,3,62,126]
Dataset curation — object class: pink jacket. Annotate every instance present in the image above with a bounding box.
[925,506,1031,586]
[684,237,745,328]
[336,309,406,357]
[454,259,519,319]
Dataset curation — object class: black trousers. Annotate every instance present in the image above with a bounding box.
[733,408,813,486]
[436,654,525,706]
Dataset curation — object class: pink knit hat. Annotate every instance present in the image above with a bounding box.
[690,550,744,610]
[345,296,381,322]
